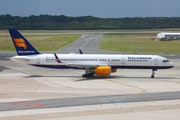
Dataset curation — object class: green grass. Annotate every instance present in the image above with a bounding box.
[103,33,129,38]
[1,30,180,54]
[0,31,81,51]
[101,33,180,54]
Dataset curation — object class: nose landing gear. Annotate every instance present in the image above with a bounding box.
[151,69,157,78]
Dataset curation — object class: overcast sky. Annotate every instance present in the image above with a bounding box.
[0,0,180,18]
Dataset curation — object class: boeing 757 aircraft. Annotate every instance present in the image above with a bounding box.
[9,29,174,78]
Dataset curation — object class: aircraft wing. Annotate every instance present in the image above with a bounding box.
[66,63,108,68]
[53,53,108,68]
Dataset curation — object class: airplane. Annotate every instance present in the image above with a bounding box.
[9,29,174,78]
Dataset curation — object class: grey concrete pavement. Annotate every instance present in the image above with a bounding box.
[0,31,180,120]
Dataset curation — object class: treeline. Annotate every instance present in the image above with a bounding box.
[0,14,180,30]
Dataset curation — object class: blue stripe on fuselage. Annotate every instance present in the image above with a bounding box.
[29,64,173,69]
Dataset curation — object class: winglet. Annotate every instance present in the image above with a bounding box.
[54,53,62,63]
[8,29,41,56]
[79,49,83,54]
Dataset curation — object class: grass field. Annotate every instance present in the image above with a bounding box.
[0,30,81,51]
[101,33,180,54]
[1,29,180,54]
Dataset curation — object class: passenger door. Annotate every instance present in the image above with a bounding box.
[121,58,125,65]
[154,59,158,65]
[37,58,40,64]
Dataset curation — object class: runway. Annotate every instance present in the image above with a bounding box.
[0,31,180,120]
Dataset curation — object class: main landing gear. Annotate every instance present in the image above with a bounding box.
[82,68,94,78]
[82,73,94,78]
[151,69,157,78]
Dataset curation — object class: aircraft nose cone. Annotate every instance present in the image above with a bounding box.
[170,62,174,68]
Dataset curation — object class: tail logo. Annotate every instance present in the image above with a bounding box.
[13,38,27,49]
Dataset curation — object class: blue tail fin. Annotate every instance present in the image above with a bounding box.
[8,29,41,56]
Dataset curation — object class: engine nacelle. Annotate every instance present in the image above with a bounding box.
[111,69,117,73]
[94,66,111,75]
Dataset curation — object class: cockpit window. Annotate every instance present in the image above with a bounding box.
[163,60,170,63]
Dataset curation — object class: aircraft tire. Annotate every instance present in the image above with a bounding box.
[82,74,86,78]
[151,75,154,78]
[91,73,94,77]
[86,73,91,78]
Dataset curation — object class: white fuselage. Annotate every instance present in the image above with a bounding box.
[11,54,174,70]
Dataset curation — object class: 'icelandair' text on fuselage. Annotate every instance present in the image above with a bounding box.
[18,51,35,53]
[128,57,152,60]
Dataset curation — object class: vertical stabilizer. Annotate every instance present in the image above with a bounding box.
[8,29,41,56]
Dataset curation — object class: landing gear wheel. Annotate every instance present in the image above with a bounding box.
[82,74,86,78]
[151,75,154,78]
[151,69,156,78]
[82,73,94,78]
[86,73,91,78]
[90,73,94,77]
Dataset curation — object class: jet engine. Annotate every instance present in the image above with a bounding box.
[111,69,117,73]
[94,66,111,75]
